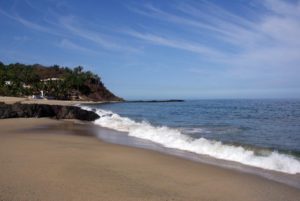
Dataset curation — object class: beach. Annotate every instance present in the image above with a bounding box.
[0,118,299,201]
[1,0,299,199]
[0,96,105,106]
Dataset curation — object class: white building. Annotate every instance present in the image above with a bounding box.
[41,78,62,82]
[5,81,12,85]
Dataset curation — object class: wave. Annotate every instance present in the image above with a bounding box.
[81,106,300,174]
[180,127,211,134]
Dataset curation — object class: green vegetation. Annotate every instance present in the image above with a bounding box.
[0,62,122,101]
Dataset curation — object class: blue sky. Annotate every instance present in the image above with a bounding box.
[0,0,300,99]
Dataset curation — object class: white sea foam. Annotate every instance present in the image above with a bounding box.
[181,127,211,134]
[81,106,300,174]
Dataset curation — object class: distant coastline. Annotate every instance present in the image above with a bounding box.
[126,99,184,103]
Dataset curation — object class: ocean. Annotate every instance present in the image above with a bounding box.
[81,99,300,177]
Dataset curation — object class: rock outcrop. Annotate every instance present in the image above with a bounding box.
[0,103,99,121]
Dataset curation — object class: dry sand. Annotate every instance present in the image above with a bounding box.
[0,118,299,201]
[0,96,105,106]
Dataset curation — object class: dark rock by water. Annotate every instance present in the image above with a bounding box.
[0,103,99,121]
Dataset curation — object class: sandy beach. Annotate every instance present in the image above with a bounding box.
[0,118,299,201]
[0,96,106,106]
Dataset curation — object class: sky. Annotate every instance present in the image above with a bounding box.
[0,0,300,99]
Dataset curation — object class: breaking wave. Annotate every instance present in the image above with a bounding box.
[81,106,300,174]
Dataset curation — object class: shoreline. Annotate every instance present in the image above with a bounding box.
[0,118,299,200]
[1,98,300,189]
[94,124,300,189]
[81,103,300,188]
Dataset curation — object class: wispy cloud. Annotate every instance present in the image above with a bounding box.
[263,0,300,17]
[124,0,300,91]
[0,8,64,36]
[126,2,261,48]
[126,0,300,66]
[58,39,100,55]
[125,30,227,59]
[59,16,140,53]
[0,3,139,54]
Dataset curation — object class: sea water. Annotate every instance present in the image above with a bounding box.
[81,99,300,175]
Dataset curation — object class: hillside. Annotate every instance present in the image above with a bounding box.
[0,62,123,101]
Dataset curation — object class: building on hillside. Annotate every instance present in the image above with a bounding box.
[5,81,31,89]
[22,84,31,88]
[41,78,62,82]
[5,81,12,85]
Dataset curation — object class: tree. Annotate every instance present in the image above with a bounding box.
[0,63,6,86]
[74,66,83,74]
[0,62,120,101]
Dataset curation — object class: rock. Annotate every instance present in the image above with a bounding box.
[54,105,99,121]
[0,103,99,121]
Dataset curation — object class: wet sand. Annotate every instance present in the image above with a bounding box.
[0,118,299,201]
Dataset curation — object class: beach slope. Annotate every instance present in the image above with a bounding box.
[0,118,299,201]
